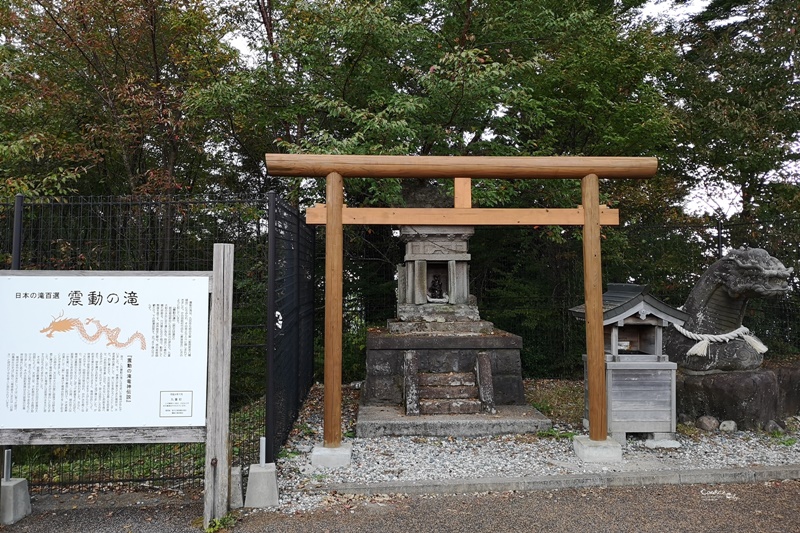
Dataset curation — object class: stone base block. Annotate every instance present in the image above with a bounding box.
[311,443,353,468]
[356,404,551,438]
[1,478,32,526]
[364,329,525,406]
[572,436,623,463]
[676,366,800,430]
[244,464,279,508]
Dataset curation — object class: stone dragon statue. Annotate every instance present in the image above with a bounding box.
[664,247,793,372]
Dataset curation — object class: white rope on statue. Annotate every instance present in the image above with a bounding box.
[673,322,768,357]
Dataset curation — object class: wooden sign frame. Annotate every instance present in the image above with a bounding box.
[1,243,234,528]
[266,154,657,446]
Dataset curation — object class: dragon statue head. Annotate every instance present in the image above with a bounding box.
[717,247,793,299]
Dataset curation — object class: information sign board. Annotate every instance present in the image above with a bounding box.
[0,275,209,429]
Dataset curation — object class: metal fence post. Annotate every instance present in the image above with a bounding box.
[265,192,277,464]
[12,194,23,270]
[4,193,23,484]
[294,205,302,402]
[717,218,724,258]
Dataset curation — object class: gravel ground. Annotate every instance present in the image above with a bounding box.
[3,380,800,532]
[263,382,800,515]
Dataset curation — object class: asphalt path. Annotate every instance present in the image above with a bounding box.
[2,480,799,533]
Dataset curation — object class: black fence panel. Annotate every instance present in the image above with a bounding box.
[266,193,315,463]
[1,194,314,492]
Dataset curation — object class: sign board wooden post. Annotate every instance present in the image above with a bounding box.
[265,154,656,446]
[204,243,235,527]
[0,243,234,528]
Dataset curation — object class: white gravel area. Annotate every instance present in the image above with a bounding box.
[263,385,800,514]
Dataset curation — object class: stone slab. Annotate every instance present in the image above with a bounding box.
[1,478,32,526]
[310,443,353,468]
[244,463,279,508]
[356,404,551,438]
[645,439,681,449]
[572,436,623,463]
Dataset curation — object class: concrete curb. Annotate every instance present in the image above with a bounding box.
[323,464,800,496]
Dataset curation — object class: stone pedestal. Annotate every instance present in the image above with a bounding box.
[363,329,526,408]
[676,363,800,430]
[572,436,622,463]
[1,478,31,526]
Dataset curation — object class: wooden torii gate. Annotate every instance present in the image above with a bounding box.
[266,154,657,446]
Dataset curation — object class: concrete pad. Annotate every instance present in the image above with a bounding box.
[645,439,681,449]
[356,404,551,438]
[1,478,32,525]
[244,463,279,508]
[311,443,353,468]
[572,435,623,463]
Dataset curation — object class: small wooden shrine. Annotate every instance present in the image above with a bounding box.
[571,284,688,441]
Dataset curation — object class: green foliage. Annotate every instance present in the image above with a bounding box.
[205,513,237,533]
[0,0,240,195]
[668,0,800,222]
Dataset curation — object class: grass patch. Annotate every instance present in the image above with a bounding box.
[525,379,584,427]
[676,423,702,439]
[536,428,576,440]
[204,513,238,532]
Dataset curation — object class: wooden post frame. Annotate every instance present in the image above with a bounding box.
[324,172,344,447]
[266,154,657,445]
[581,174,608,440]
[0,243,234,528]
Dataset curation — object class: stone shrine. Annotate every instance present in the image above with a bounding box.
[361,226,527,416]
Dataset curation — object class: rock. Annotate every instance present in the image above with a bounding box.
[763,420,784,434]
[719,420,737,432]
[696,415,720,432]
[678,413,695,426]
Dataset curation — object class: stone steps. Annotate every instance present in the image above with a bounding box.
[419,385,479,399]
[419,398,482,415]
[418,372,476,387]
[417,372,481,414]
